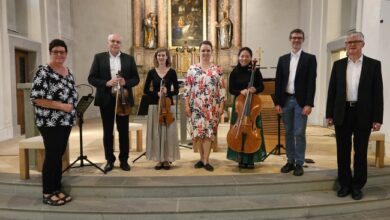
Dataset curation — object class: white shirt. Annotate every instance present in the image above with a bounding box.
[109,51,122,79]
[346,55,363,102]
[286,49,302,94]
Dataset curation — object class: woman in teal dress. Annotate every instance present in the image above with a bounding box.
[227,47,267,169]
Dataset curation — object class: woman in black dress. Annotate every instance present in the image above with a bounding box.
[227,47,266,169]
[144,48,180,170]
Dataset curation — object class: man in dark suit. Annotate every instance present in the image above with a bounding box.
[326,31,383,200]
[275,28,317,176]
[88,33,140,172]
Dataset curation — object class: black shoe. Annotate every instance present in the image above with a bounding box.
[337,187,351,197]
[204,163,214,172]
[154,162,163,170]
[194,161,204,168]
[293,164,304,176]
[238,163,246,168]
[162,161,171,170]
[104,161,114,172]
[120,162,131,171]
[246,163,255,169]
[351,189,363,200]
[281,162,295,173]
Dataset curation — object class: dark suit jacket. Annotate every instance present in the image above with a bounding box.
[326,56,383,128]
[274,51,317,108]
[88,52,140,107]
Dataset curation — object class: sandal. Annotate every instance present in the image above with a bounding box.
[54,191,72,203]
[42,193,66,206]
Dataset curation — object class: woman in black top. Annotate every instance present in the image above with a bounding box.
[30,39,78,206]
[227,47,266,169]
[144,48,180,170]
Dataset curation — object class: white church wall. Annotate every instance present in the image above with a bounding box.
[378,0,390,154]
[71,0,133,118]
[0,0,15,140]
[0,0,74,140]
[26,0,42,42]
[44,0,74,70]
[298,0,327,126]
[242,0,300,79]
[359,0,390,153]
[6,0,16,31]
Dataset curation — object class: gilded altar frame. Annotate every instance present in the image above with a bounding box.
[168,0,207,49]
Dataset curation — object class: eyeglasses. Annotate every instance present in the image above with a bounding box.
[346,40,363,45]
[290,37,303,40]
[110,40,122,44]
[50,50,67,55]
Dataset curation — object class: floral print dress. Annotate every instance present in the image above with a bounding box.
[184,64,226,140]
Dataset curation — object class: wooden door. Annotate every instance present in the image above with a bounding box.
[15,50,29,134]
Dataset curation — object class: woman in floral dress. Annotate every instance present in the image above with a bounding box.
[184,41,226,171]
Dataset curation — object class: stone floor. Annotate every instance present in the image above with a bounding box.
[0,117,386,177]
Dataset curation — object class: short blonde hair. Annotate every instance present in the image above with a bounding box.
[153,48,171,67]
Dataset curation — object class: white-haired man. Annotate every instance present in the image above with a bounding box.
[326,32,383,200]
[88,33,139,172]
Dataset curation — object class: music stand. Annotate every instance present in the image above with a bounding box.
[263,94,285,160]
[63,95,106,174]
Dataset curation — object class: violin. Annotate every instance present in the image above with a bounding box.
[158,80,175,125]
[226,59,262,154]
[112,71,131,116]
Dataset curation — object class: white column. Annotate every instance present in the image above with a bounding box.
[0,0,14,140]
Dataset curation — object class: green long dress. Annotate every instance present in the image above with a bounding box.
[227,96,267,165]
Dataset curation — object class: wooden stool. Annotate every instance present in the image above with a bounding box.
[129,123,143,152]
[370,132,385,168]
[19,136,69,180]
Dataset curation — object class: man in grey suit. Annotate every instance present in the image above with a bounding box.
[326,32,383,200]
[88,33,139,172]
[275,28,317,176]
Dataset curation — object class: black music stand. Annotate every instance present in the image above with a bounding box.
[136,95,150,116]
[263,94,285,160]
[63,95,106,174]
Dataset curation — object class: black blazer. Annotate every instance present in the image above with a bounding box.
[326,56,383,128]
[274,51,317,108]
[88,52,140,107]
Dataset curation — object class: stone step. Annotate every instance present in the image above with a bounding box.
[1,183,390,220]
[1,167,390,198]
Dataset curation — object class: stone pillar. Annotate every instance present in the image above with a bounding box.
[232,0,241,48]
[133,0,142,48]
[157,0,166,47]
[210,0,217,48]
[222,0,229,12]
[144,0,151,15]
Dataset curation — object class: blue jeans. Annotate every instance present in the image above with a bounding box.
[282,96,308,166]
